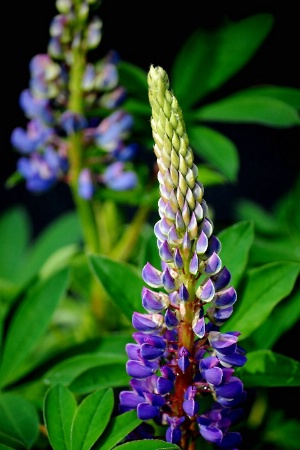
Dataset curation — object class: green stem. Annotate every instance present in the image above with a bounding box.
[110,205,151,261]
[67,9,100,254]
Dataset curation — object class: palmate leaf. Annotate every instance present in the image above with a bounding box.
[223,261,300,339]
[88,254,144,321]
[193,93,300,127]
[188,125,239,182]
[0,393,39,449]
[71,388,114,450]
[171,13,274,108]
[44,384,77,450]
[0,268,70,388]
[93,410,142,450]
[239,350,300,387]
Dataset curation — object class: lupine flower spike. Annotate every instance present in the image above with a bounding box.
[10,0,137,197]
[119,65,247,450]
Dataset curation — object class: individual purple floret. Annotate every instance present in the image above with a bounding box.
[119,65,247,449]
[10,0,139,198]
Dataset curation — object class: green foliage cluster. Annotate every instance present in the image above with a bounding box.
[1,9,299,450]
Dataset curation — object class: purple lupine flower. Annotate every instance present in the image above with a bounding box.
[119,65,247,449]
[11,0,138,199]
[101,162,137,191]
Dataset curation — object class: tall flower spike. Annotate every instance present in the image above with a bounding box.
[119,66,247,449]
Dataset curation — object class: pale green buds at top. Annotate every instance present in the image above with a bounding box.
[148,65,206,249]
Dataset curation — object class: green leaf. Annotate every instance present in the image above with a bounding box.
[0,268,70,387]
[116,441,181,449]
[188,125,239,182]
[0,444,17,450]
[217,221,254,288]
[235,199,283,235]
[71,388,114,450]
[172,13,274,107]
[44,384,77,450]
[194,95,300,127]
[122,98,151,117]
[118,61,148,100]
[264,410,300,449]
[223,261,300,339]
[44,352,127,386]
[0,207,30,283]
[39,244,79,279]
[239,350,300,387]
[0,432,24,449]
[0,393,39,449]
[249,237,300,265]
[93,410,142,450]
[69,362,130,394]
[88,254,144,321]
[20,212,81,285]
[232,86,300,109]
[249,289,300,349]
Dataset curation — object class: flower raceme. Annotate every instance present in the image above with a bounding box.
[119,65,247,450]
[10,0,137,197]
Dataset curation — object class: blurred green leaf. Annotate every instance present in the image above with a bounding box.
[0,207,30,283]
[118,61,148,100]
[217,221,254,288]
[235,199,283,235]
[194,94,300,127]
[248,289,300,350]
[69,363,130,394]
[188,125,239,182]
[44,352,127,386]
[138,226,162,271]
[0,434,23,450]
[71,388,114,450]
[172,13,274,107]
[88,254,144,321]
[93,410,142,450]
[0,268,70,387]
[44,384,77,450]
[0,393,39,449]
[249,237,300,265]
[197,164,227,186]
[223,261,300,339]
[233,86,300,109]
[20,212,81,285]
[117,441,181,449]
[240,350,300,387]
[122,98,150,117]
[0,444,16,450]
[264,410,300,449]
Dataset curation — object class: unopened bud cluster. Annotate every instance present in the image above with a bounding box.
[119,66,247,450]
[11,0,137,197]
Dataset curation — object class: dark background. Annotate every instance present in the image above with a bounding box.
[1,0,300,235]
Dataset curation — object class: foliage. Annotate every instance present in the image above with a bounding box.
[1,2,299,450]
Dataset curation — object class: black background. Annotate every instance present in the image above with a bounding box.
[1,0,300,234]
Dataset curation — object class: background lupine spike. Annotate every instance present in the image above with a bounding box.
[119,65,247,450]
